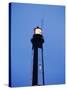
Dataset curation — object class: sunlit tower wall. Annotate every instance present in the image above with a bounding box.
[31,26,44,86]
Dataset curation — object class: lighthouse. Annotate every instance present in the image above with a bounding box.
[31,26,44,86]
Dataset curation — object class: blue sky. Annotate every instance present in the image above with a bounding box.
[10,3,65,87]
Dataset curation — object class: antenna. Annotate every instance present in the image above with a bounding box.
[41,18,44,31]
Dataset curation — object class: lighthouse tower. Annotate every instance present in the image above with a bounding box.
[31,26,44,86]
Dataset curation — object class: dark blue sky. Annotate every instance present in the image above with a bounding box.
[10,3,65,87]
